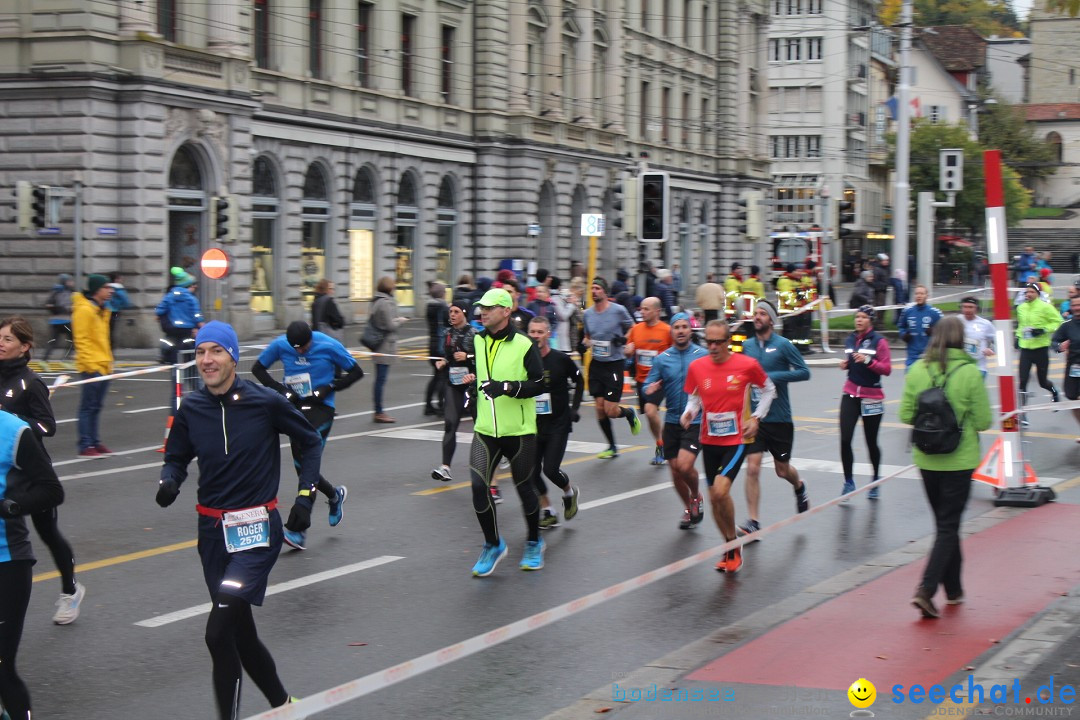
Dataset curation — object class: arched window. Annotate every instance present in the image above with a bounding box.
[251,156,280,318]
[527,7,547,114]
[349,167,378,300]
[436,176,457,289]
[394,171,420,306]
[168,145,202,190]
[301,163,331,308]
[1047,131,1064,164]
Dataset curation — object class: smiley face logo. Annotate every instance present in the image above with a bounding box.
[847,678,876,709]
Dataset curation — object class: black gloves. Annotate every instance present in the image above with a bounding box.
[1014,337,1021,350]
[0,498,21,518]
[156,478,180,507]
[571,410,581,423]
[311,384,335,401]
[1031,328,1045,337]
[283,389,303,407]
[612,335,628,345]
[481,380,511,398]
[285,496,314,532]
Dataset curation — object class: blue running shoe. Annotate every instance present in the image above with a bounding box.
[472,538,508,577]
[283,529,307,551]
[841,479,855,497]
[868,485,880,500]
[328,485,348,527]
[520,537,546,571]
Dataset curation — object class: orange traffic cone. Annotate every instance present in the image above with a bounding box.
[623,371,634,396]
[972,436,1038,490]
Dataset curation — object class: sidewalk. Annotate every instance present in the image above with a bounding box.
[543,500,1080,720]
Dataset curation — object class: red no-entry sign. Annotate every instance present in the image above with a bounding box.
[201,248,229,279]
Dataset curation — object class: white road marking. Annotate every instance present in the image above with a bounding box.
[578,483,669,509]
[123,405,170,414]
[135,555,405,628]
[374,427,616,455]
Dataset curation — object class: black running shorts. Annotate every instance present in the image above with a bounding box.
[197,512,283,606]
[745,421,795,463]
[661,422,702,461]
[1065,363,1079,401]
[589,361,624,402]
[702,444,747,487]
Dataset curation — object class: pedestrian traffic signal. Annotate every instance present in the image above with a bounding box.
[612,176,639,238]
[14,181,32,231]
[638,171,669,242]
[31,185,49,230]
[939,149,963,193]
[212,195,237,241]
[836,199,854,239]
[737,191,764,241]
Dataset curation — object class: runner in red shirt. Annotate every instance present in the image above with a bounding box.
[682,320,776,574]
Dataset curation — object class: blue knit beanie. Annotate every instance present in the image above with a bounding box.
[195,321,240,364]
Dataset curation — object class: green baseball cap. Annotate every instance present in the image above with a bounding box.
[477,288,513,308]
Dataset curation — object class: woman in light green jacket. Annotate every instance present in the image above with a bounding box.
[899,316,992,619]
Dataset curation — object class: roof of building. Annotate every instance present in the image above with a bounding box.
[1022,103,1080,122]
[917,26,987,72]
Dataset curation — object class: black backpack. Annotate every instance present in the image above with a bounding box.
[911,365,963,454]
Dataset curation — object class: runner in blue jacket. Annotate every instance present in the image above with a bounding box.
[898,285,943,368]
[155,321,322,720]
[642,313,709,529]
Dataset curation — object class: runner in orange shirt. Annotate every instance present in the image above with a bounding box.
[682,320,776,574]
[624,297,672,465]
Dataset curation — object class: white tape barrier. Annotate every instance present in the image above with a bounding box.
[1001,399,1080,421]
[243,463,915,720]
[49,364,173,389]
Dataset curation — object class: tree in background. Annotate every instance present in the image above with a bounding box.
[976,97,1058,188]
[1046,0,1080,16]
[881,0,1023,36]
[894,121,1030,230]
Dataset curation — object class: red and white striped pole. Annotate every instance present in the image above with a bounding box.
[984,151,1049,505]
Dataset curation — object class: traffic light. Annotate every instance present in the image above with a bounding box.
[736,191,764,240]
[638,171,669,242]
[213,194,237,241]
[612,175,639,238]
[14,181,31,231]
[836,199,855,239]
[31,185,49,230]
[940,149,964,192]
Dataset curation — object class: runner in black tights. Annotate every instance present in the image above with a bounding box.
[838,306,892,498]
[0,316,84,624]
[0,409,64,720]
[526,316,583,528]
[432,301,476,482]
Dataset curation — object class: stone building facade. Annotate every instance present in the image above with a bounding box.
[0,0,770,344]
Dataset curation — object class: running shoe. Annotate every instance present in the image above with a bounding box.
[868,485,880,500]
[94,444,113,455]
[1021,417,1030,427]
[490,485,503,504]
[1051,386,1061,403]
[520,537,546,571]
[78,447,101,457]
[472,537,508,577]
[794,483,810,513]
[715,548,743,574]
[431,465,453,482]
[690,494,705,525]
[678,509,693,530]
[328,485,348,527]
[650,444,666,466]
[945,593,965,606]
[563,486,580,521]
[596,447,618,459]
[499,458,511,470]
[911,594,940,619]
[283,529,307,551]
[841,478,856,496]
[626,407,642,435]
[736,519,761,543]
[53,582,86,625]
[539,508,560,529]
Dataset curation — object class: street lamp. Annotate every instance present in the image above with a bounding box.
[967,97,998,141]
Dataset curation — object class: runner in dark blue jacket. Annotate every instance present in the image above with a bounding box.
[155,321,322,720]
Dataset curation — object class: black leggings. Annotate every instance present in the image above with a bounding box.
[533,429,571,497]
[290,416,336,500]
[0,561,33,720]
[441,384,474,466]
[839,393,883,482]
[1018,347,1054,396]
[204,593,289,720]
[425,361,445,409]
[31,507,77,595]
[470,433,539,545]
[41,324,72,362]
